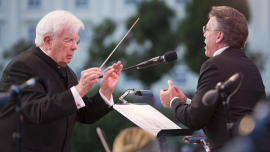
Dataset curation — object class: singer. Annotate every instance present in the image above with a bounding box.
[160,6,267,152]
[0,11,123,152]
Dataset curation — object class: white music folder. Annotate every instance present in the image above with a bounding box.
[113,103,181,136]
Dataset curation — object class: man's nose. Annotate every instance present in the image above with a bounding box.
[71,41,78,50]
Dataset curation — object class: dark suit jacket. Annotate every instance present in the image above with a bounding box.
[0,46,112,152]
[171,47,266,151]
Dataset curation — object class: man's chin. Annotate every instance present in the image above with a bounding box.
[67,59,72,63]
[204,48,208,56]
[205,51,211,58]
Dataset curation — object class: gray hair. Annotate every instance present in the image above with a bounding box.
[35,10,84,47]
[208,6,248,49]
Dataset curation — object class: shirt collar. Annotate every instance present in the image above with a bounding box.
[39,47,49,56]
[39,47,63,69]
[213,46,230,57]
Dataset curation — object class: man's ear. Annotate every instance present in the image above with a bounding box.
[216,31,224,43]
[43,35,52,50]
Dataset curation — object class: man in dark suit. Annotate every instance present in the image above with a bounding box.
[0,10,123,152]
[160,6,266,151]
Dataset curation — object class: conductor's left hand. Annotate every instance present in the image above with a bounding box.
[160,80,177,108]
[100,61,123,100]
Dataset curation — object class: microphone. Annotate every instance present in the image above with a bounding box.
[98,51,177,79]
[0,92,11,109]
[135,90,154,97]
[119,89,154,103]
[0,76,42,109]
[220,73,242,91]
[202,72,243,106]
[136,51,177,69]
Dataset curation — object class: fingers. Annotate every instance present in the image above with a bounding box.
[80,67,101,86]
[76,68,101,97]
[116,64,123,76]
[168,80,174,90]
[168,80,177,98]
[103,66,112,74]
[174,86,182,94]
[103,68,114,79]
[168,80,178,94]
[112,61,122,73]
[162,88,168,92]
[112,61,121,68]
[103,61,123,78]
[81,68,101,78]
[83,74,99,83]
[173,84,186,102]
[84,67,101,72]
[159,89,171,108]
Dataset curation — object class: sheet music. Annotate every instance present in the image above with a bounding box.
[113,103,181,136]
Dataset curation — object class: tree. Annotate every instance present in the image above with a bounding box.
[0,39,33,76]
[178,0,265,74]
[2,39,33,59]
[85,0,180,88]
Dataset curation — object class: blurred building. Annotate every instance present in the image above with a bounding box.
[0,0,269,97]
[248,0,270,96]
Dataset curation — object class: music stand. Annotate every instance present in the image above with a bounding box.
[113,102,193,150]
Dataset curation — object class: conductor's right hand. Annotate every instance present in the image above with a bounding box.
[75,68,101,97]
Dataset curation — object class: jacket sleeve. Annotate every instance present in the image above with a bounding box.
[4,61,111,124]
[76,92,113,124]
[171,61,224,130]
[3,61,78,124]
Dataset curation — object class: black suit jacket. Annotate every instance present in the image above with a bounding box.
[0,46,112,152]
[171,47,266,151]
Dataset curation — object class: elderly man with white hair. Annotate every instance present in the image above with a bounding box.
[0,10,122,152]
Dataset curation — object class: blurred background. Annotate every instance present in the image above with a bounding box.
[0,0,269,151]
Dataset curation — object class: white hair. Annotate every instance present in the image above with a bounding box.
[35,10,84,47]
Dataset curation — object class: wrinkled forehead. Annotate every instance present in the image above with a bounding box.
[57,27,80,39]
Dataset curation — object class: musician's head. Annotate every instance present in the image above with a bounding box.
[36,10,84,67]
[204,6,248,57]
[113,127,161,152]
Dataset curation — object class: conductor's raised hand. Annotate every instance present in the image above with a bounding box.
[160,80,177,108]
[75,68,101,97]
[100,61,123,100]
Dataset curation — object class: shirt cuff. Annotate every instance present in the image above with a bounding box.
[71,86,86,109]
[99,90,114,107]
[186,98,191,104]
[170,97,192,107]
[170,97,180,108]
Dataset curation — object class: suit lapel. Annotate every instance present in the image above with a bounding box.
[31,46,71,89]
[66,66,78,89]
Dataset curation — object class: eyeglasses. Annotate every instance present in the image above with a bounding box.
[203,26,219,33]
[62,38,81,46]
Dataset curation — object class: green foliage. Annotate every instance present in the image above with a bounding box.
[85,0,180,88]
[2,39,33,59]
[178,0,253,74]
[84,19,118,68]
[0,39,33,76]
